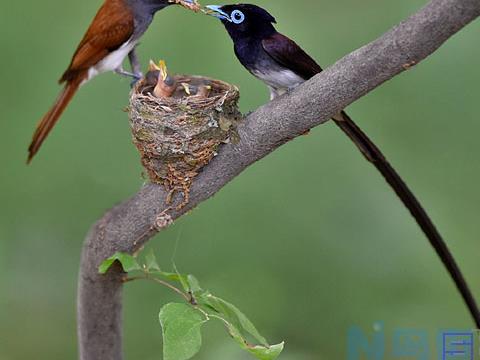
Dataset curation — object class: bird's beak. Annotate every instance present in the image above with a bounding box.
[149,60,161,72]
[204,5,232,22]
[170,0,201,12]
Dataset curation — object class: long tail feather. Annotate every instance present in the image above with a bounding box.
[333,110,480,328]
[27,79,81,163]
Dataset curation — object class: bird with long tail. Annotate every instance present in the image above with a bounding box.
[205,3,480,327]
[28,0,200,163]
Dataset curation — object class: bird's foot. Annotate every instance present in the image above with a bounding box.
[130,72,144,88]
[130,78,140,88]
[115,68,143,88]
[286,86,296,94]
[115,67,141,80]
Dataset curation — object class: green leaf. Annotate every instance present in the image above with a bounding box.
[198,293,268,346]
[150,270,190,287]
[98,252,141,274]
[247,343,285,360]
[227,322,284,360]
[159,303,207,360]
[145,250,161,272]
[187,275,203,293]
[173,263,190,292]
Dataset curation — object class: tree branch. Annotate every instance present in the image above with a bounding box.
[77,0,480,359]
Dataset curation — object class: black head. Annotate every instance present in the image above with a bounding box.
[206,4,277,39]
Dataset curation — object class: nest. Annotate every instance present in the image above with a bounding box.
[129,75,242,209]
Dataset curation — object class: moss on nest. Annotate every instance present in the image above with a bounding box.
[129,75,242,209]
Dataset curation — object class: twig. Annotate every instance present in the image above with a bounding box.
[123,275,191,302]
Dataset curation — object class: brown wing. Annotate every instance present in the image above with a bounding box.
[60,0,134,82]
[262,32,322,80]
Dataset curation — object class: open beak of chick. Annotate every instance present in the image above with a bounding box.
[170,0,201,12]
[149,60,177,98]
[146,60,212,99]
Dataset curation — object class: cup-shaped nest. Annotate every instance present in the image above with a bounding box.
[129,75,242,208]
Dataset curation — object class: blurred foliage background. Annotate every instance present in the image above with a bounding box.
[0,0,479,359]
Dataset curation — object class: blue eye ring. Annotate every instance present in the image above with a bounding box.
[231,10,245,24]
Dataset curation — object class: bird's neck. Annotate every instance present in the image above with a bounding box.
[125,0,170,40]
[227,24,276,44]
[126,0,170,17]
[233,38,261,69]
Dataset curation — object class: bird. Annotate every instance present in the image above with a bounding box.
[27,0,200,163]
[205,3,480,327]
[194,84,212,98]
[149,60,177,98]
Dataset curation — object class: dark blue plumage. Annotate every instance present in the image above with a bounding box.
[206,3,480,328]
[206,4,320,99]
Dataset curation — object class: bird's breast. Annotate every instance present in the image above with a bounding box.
[235,40,305,94]
[87,38,137,81]
[250,66,304,93]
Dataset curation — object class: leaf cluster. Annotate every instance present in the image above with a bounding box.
[99,251,284,360]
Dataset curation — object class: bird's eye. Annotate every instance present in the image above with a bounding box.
[231,10,245,24]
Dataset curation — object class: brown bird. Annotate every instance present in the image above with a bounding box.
[28,0,200,163]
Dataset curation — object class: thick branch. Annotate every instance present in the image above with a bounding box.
[77,0,480,359]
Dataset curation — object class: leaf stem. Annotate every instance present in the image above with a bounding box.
[123,275,190,302]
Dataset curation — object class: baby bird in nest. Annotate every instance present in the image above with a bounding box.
[146,59,212,98]
[148,60,177,98]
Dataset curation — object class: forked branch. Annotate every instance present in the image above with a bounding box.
[78,1,480,359]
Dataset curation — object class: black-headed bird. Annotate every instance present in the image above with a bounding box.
[206,3,480,327]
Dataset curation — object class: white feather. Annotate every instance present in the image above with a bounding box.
[251,68,304,100]
[86,39,137,81]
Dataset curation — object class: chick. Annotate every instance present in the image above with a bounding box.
[148,60,177,98]
[196,85,212,98]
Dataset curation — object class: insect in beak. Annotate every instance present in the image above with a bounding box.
[204,5,232,22]
[170,0,201,12]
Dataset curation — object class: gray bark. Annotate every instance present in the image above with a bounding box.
[78,0,480,358]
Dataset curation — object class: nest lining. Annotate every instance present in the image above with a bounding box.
[129,75,242,209]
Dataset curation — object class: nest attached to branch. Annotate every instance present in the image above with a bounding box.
[129,75,242,209]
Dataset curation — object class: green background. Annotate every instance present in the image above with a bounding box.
[1,0,479,358]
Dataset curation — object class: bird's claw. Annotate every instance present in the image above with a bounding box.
[287,86,296,94]
[130,77,141,88]
[130,72,144,88]
[115,68,143,88]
